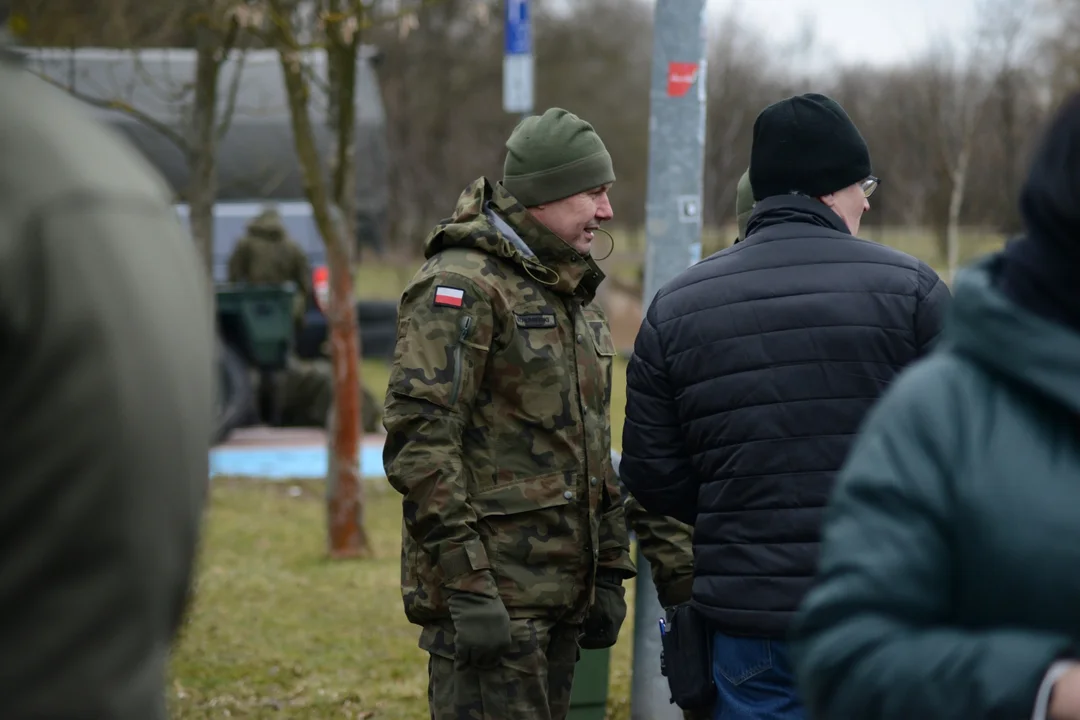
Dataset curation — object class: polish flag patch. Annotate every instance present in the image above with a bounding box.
[433,285,465,308]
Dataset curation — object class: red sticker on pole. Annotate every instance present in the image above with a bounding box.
[313,265,330,313]
[667,62,699,97]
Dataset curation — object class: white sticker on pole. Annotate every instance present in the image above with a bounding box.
[503,54,533,114]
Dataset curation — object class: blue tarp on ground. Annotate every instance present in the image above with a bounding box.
[209,443,385,480]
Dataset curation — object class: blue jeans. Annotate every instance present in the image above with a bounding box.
[711,631,805,720]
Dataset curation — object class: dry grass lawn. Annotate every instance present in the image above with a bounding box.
[168,479,638,719]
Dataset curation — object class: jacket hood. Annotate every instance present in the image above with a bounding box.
[1018,93,1080,268]
[946,253,1080,415]
[247,209,286,240]
[423,177,605,298]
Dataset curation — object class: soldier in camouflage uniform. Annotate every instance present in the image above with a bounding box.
[623,169,754,720]
[383,107,636,720]
[226,205,311,322]
[226,206,382,432]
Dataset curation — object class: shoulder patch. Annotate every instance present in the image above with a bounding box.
[433,285,465,308]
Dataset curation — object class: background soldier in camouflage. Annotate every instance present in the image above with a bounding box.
[384,107,636,720]
[623,169,753,720]
[227,205,381,432]
[227,205,311,322]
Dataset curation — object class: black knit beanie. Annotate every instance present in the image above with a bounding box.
[749,93,872,201]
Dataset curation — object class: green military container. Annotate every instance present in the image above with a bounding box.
[215,283,296,371]
[567,648,611,720]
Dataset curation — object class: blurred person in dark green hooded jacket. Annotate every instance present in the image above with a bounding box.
[0,22,212,720]
[792,91,1080,720]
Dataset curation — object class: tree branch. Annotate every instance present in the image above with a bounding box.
[33,71,190,153]
[216,48,247,140]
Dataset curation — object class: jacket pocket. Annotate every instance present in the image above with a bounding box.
[471,471,580,610]
[714,635,774,685]
[584,314,616,358]
[448,314,475,407]
[581,307,616,410]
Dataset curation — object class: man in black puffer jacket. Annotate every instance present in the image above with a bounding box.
[620,92,951,719]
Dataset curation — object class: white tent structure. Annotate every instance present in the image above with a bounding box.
[20,45,389,248]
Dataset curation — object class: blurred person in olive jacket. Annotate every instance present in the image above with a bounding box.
[0,22,213,720]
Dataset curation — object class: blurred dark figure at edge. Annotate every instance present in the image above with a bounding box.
[0,17,213,720]
[792,92,1080,720]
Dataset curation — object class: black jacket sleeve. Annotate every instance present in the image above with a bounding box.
[914,262,951,356]
[619,301,698,526]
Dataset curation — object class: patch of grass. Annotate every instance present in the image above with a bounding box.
[360,359,390,405]
[169,479,638,719]
[355,262,418,301]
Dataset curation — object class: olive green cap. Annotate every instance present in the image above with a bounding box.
[502,108,615,207]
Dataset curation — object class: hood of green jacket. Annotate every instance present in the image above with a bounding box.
[247,209,287,240]
[423,177,605,299]
[947,252,1080,415]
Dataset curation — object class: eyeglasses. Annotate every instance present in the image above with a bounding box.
[860,175,880,198]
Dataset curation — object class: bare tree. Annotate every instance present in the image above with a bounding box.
[266,0,370,559]
[906,32,995,278]
[189,2,245,280]
[1041,0,1080,107]
[13,0,247,280]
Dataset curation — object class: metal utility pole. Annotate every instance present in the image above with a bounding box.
[631,2,708,719]
[503,0,533,121]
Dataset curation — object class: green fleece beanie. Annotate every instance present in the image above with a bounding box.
[503,108,615,207]
[736,169,754,241]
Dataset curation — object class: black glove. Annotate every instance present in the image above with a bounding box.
[580,572,627,649]
[447,584,512,668]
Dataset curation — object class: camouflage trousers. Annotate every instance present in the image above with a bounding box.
[425,618,580,720]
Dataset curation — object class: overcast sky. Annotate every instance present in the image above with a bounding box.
[707,0,979,69]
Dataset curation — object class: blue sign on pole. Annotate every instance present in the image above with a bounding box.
[504,0,531,55]
[503,0,533,114]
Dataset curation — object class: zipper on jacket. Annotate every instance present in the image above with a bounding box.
[449,315,474,406]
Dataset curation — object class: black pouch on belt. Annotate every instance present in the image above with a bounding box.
[659,602,717,711]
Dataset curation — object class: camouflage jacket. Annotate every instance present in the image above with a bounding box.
[383,178,636,628]
[226,212,311,297]
[624,495,694,608]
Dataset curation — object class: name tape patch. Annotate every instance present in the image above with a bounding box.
[433,285,465,308]
[514,312,557,329]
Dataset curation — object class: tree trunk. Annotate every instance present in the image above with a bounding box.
[946,143,971,285]
[328,0,359,250]
[273,11,370,559]
[189,24,221,285]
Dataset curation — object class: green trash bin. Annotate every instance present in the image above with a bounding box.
[215,283,296,371]
[567,647,611,720]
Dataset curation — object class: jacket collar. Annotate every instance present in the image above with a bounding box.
[423,178,605,300]
[744,194,851,239]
